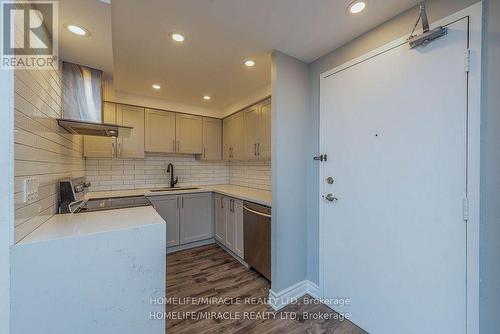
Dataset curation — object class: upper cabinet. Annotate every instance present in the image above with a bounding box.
[243,105,260,160]
[144,110,210,156]
[145,108,176,153]
[223,111,244,161]
[116,104,145,158]
[258,99,272,160]
[176,114,203,154]
[224,98,271,161]
[200,117,222,160]
[83,98,270,161]
[84,103,145,159]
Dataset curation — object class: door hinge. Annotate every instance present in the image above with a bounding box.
[313,154,328,162]
[464,49,471,73]
[463,197,469,222]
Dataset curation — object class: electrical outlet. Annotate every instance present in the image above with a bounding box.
[22,177,39,203]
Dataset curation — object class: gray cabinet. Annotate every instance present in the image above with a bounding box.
[223,112,244,161]
[149,193,213,248]
[215,194,244,258]
[180,193,213,244]
[149,196,180,247]
[224,197,235,249]
[215,194,226,243]
[199,117,222,160]
[233,199,244,258]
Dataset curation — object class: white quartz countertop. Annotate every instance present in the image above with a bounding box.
[18,206,165,245]
[85,184,272,207]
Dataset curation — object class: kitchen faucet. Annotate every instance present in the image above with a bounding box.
[167,163,178,188]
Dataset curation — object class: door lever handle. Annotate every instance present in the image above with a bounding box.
[325,194,338,202]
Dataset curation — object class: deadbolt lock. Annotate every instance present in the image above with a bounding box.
[326,177,334,184]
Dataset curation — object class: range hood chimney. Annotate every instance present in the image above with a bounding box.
[57,62,132,137]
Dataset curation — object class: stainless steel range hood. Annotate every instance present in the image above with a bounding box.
[57,62,132,137]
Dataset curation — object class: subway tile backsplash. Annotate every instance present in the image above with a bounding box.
[229,160,271,191]
[14,67,86,243]
[86,154,229,191]
[86,154,271,192]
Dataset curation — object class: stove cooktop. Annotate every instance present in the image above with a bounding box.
[76,196,151,213]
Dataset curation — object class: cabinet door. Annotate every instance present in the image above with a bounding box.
[145,109,176,153]
[116,104,145,158]
[231,112,244,160]
[233,199,244,258]
[148,196,180,247]
[201,118,222,160]
[84,102,116,158]
[258,99,272,160]
[223,117,232,161]
[180,193,213,244]
[243,106,260,160]
[176,114,202,154]
[223,112,244,160]
[214,194,226,243]
[224,198,235,250]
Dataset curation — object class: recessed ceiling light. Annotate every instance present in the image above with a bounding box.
[203,95,211,101]
[348,1,366,14]
[152,84,161,90]
[244,60,256,67]
[170,32,185,42]
[66,24,90,36]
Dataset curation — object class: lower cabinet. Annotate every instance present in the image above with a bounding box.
[149,196,180,247]
[148,193,213,248]
[215,194,244,258]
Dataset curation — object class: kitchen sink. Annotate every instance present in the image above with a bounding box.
[149,187,200,192]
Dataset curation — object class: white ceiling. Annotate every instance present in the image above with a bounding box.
[59,0,421,112]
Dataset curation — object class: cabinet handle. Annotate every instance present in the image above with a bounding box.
[111,142,115,157]
[254,143,257,156]
[204,147,206,159]
[221,197,224,209]
[176,197,179,209]
[181,196,184,208]
[118,142,122,157]
[257,143,260,156]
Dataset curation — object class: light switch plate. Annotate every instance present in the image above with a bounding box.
[22,177,39,203]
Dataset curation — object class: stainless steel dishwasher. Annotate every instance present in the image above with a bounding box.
[243,201,271,281]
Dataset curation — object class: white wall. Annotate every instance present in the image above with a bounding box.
[0,59,14,334]
[307,0,481,285]
[480,0,500,332]
[13,67,86,243]
[271,51,309,292]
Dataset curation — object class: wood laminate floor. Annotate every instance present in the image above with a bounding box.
[167,244,367,334]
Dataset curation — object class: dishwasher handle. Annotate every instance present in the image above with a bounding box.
[243,205,271,218]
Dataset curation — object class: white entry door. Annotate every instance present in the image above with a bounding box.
[320,18,469,334]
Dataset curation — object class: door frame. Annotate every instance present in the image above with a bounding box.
[318,3,482,334]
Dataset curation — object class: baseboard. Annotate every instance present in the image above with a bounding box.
[268,280,320,311]
[166,238,215,254]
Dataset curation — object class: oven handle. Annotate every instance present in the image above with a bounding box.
[69,199,87,213]
[243,205,271,218]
